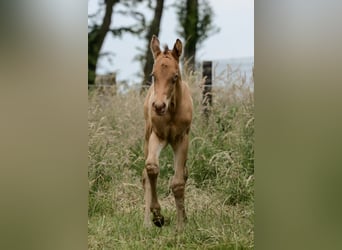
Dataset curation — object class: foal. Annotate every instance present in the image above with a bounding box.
[142,35,193,231]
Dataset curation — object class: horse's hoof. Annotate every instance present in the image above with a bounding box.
[152,215,164,227]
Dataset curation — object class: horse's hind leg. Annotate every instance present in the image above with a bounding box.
[143,129,152,227]
[145,132,166,227]
[171,134,189,232]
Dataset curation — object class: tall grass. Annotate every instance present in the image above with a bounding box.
[88,69,254,249]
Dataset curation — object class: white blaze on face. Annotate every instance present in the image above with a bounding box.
[152,82,171,113]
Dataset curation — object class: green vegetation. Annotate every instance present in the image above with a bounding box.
[88,71,254,249]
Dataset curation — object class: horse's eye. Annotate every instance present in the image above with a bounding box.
[172,74,178,84]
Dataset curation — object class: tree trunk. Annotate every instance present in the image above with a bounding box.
[183,0,198,70]
[88,0,117,86]
[142,0,165,90]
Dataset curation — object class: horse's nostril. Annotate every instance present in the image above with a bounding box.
[153,102,166,114]
[158,103,166,112]
[153,102,166,110]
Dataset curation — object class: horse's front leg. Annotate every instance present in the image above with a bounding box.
[144,131,166,227]
[171,133,189,232]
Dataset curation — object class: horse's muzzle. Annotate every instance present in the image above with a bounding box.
[152,101,167,115]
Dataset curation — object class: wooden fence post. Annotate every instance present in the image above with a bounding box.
[202,61,212,120]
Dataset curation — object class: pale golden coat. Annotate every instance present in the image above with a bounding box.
[142,35,193,231]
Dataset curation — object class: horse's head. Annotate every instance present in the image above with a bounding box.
[150,35,182,116]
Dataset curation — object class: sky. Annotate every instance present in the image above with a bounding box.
[88,0,254,84]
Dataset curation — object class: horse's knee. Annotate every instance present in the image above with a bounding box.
[146,163,159,178]
[171,181,185,198]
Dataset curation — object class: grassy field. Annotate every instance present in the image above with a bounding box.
[88,71,254,249]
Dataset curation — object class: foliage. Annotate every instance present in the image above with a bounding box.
[140,0,165,88]
[88,68,254,248]
[175,0,218,46]
[175,0,220,67]
[88,0,147,34]
[88,0,147,85]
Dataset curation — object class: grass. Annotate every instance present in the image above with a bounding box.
[88,70,254,249]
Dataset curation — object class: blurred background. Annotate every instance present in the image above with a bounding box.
[88,0,254,91]
[1,0,342,249]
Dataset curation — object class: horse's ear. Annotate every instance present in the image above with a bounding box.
[172,39,182,60]
[150,35,161,59]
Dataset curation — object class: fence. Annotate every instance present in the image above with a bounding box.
[201,58,254,118]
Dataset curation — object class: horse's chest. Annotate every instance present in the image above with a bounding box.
[152,118,187,142]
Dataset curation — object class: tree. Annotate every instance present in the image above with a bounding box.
[88,0,146,86]
[88,0,118,86]
[141,0,165,89]
[176,0,219,70]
